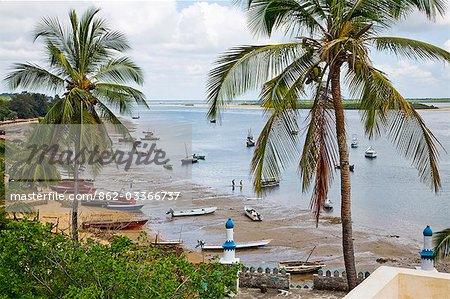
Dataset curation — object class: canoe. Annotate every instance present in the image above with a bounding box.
[278,261,325,274]
[244,206,263,221]
[167,206,217,217]
[82,219,148,230]
[201,239,272,250]
[106,204,144,211]
[81,200,132,207]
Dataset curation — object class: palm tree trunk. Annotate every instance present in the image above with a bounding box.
[71,131,80,241]
[330,64,358,290]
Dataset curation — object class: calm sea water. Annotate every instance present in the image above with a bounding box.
[131,103,449,239]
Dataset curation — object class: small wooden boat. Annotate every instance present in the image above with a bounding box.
[278,261,325,274]
[201,239,272,250]
[365,146,377,158]
[193,154,205,160]
[50,185,96,194]
[261,178,280,188]
[323,198,333,211]
[132,113,140,119]
[163,163,173,170]
[81,200,132,207]
[153,234,182,245]
[210,119,216,124]
[118,137,136,143]
[82,219,148,230]
[351,134,359,148]
[244,206,263,221]
[107,204,144,211]
[167,206,217,217]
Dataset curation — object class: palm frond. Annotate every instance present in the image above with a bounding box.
[4,63,65,92]
[299,81,338,225]
[95,83,147,108]
[369,37,450,62]
[433,228,450,262]
[93,57,144,85]
[246,0,326,37]
[206,43,304,121]
[347,63,442,192]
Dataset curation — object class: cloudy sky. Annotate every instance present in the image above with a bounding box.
[0,0,449,100]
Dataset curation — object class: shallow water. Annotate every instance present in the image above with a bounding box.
[130,104,449,247]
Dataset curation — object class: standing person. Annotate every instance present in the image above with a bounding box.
[239,180,243,190]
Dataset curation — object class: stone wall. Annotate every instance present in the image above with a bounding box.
[239,266,290,290]
[313,269,370,292]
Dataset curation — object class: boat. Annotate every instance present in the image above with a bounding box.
[335,164,355,172]
[153,233,183,245]
[143,130,154,134]
[50,185,96,194]
[181,157,198,164]
[278,261,326,274]
[200,239,272,250]
[118,137,136,143]
[260,178,280,188]
[210,119,216,123]
[132,113,140,119]
[181,144,198,164]
[365,146,377,158]
[323,198,333,211]
[351,134,359,148]
[167,206,217,217]
[106,204,144,211]
[82,219,148,230]
[246,129,255,147]
[163,163,173,170]
[140,134,160,141]
[244,206,263,221]
[193,154,205,160]
[154,148,163,153]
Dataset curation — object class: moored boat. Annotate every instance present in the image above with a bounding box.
[106,204,144,211]
[167,206,217,217]
[200,239,272,250]
[193,154,205,160]
[82,219,148,230]
[163,163,173,170]
[351,134,359,148]
[323,198,333,211]
[244,206,263,221]
[246,129,255,147]
[181,157,198,164]
[260,178,280,188]
[278,261,325,274]
[365,146,377,158]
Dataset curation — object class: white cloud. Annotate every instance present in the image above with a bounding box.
[0,1,448,99]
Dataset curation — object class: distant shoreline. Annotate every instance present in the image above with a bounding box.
[153,102,448,111]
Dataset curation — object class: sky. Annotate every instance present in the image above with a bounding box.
[0,0,449,101]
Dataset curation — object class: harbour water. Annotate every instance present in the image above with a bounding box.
[127,102,449,262]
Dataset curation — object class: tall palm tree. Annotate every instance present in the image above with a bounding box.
[207,0,448,289]
[4,8,147,240]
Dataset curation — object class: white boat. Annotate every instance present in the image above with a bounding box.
[323,198,333,211]
[246,129,255,147]
[181,144,198,164]
[365,146,377,158]
[244,206,263,221]
[351,134,359,148]
[201,239,272,250]
[106,204,144,211]
[167,206,217,217]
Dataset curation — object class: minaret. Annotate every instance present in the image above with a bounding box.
[419,225,435,271]
[220,218,240,264]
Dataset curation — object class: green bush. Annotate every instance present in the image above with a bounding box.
[0,221,239,298]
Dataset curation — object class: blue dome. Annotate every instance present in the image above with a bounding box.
[423,225,432,236]
[225,218,234,229]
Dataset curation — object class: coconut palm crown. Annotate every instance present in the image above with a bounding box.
[4,7,147,125]
[207,0,449,290]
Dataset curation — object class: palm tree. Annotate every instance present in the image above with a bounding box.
[4,8,147,240]
[207,0,448,290]
[434,228,450,262]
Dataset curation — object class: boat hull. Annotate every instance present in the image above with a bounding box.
[202,239,272,250]
[278,261,325,274]
[169,207,217,217]
[106,204,144,211]
[82,219,148,230]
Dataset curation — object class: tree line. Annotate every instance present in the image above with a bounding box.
[0,92,59,121]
